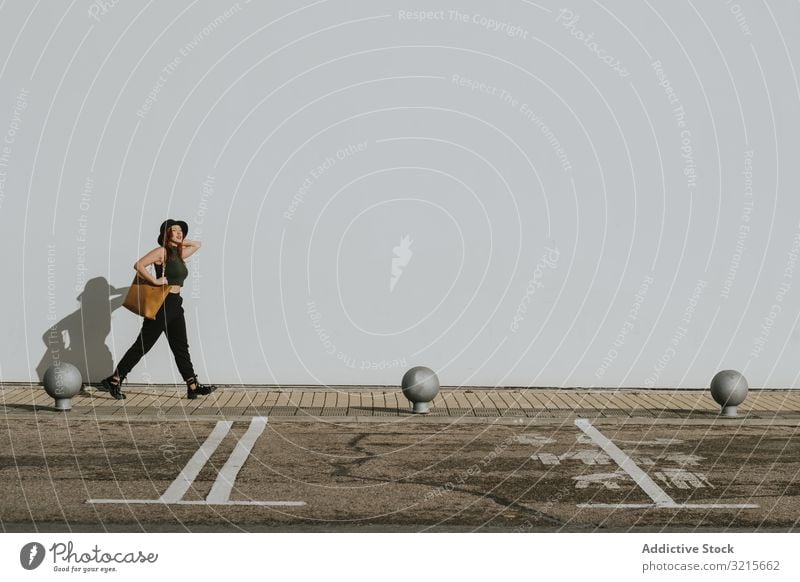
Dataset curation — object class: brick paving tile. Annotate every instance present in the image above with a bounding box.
[438,392,458,408]
[486,391,510,410]
[658,393,688,409]
[558,391,585,409]
[645,393,678,410]
[122,391,149,408]
[551,392,579,410]
[748,394,780,411]
[464,391,492,410]
[570,392,596,408]
[387,393,403,409]
[549,393,575,410]
[204,390,229,407]
[310,392,325,408]
[627,393,656,409]
[760,393,794,409]
[586,392,614,409]
[263,392,280,407]
[275,392,296,407]
[677,393,712,411]
[610,391,642,410]
[248,391,268,407]
[357,395,374,409]
[4,388,35,405]
[503,391,530,408]
[238,392,260,408]
[15,390,38,406]
[234,390,256,408]
[522,391,550,409]
[451,391,471,408]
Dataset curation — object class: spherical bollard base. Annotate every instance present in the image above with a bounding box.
[710,370,748,418]
[721,405,738,418]
[401,366,440,414]
[43,363,83,413]
[412,401,431,414]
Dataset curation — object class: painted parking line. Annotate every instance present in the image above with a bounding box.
[573,418,758,510]
[160,420,233,503]
[87,417,305,507]
[207,416,268,503]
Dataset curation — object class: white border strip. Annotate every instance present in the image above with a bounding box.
[578,503,758,509]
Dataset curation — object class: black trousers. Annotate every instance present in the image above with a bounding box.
[115,293,196,382]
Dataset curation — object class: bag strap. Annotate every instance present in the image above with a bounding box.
[154,246,167,279]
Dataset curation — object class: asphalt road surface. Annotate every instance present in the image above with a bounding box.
[1,415,799,532]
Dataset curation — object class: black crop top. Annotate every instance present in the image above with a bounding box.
[156,245,189,286]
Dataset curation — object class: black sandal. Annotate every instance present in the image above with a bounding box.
[100,373,126,400]
[186,376,217,399]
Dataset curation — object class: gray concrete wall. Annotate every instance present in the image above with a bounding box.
[1,1,798,388]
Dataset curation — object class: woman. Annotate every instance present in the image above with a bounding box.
[100,219,217,400]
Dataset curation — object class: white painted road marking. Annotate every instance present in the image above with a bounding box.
[516,434,556,445]
[87,417,305,507]
[654,468,714,490]
[160,420,233,503]
[574,418,758,510]
[207,416,268,503]
[534,450,611,466]
[573,470,628,490]
[663,453,704,466]
[577,434,683,446]
[574,418,674,506]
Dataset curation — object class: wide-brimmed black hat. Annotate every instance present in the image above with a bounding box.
[157,219,188,246]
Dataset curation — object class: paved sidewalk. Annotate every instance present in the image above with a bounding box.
[2,384,800,421]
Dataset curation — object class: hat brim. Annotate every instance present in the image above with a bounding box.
[158,220,189,245]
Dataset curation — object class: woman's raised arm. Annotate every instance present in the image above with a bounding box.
[181,239,202,260]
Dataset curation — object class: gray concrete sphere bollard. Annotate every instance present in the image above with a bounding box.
[710,370,748,417]
[401,366,440,414]
[43,363,83,411]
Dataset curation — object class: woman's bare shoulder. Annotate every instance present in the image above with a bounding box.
[139,246,167,266]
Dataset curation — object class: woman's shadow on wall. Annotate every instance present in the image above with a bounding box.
[36,277,129,385]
